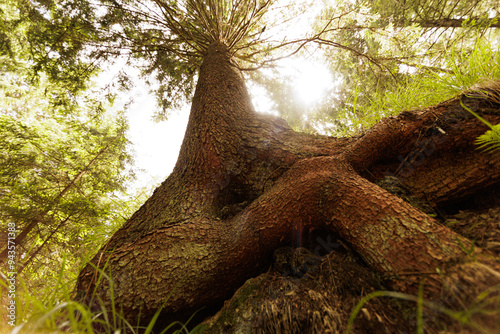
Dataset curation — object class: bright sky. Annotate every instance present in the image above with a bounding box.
[280,58,334,105]
[124,83,190,188]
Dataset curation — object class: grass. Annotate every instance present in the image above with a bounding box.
[460,97,500,152]
[347,281,500,334]
[0,255,201,334]
[335,35,500,137]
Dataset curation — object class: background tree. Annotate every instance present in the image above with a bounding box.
[316,0,500,134]
[372,0,500,29]
[0,0,140,312]
[253,0,500,135]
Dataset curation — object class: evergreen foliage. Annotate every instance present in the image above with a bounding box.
[253,0,500,134]
[1,0,104,98]
[332,35,500,136]
[0,0,142,320]
[92,0,309,118]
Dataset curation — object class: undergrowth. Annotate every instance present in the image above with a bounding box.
[0,255,200,334]
[347,278,500,334]
[335,35,500,137]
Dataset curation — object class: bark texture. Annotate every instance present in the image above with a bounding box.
[74,42,500,327]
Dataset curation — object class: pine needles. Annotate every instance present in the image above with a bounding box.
[0,256,199,333]
[150,0,273,59]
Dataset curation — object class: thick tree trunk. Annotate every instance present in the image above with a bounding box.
[417,18,500,29]
[73,42,500,327]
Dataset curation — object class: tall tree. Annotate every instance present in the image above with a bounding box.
[71,0,500,330]
[0,0,135,300]
[372,0,500,29]
[247,0,500,135]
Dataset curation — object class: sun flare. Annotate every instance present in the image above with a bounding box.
[280,58,334,106]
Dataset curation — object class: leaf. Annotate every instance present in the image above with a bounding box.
[476,124,500,152]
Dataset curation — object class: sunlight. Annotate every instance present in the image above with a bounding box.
[96,61,189,191]
[280,58,334,106]
[263,0,333,106]
[248,82,279,115]
[126,87,189,184]
[105,0,335,190]
[294,61,333,106]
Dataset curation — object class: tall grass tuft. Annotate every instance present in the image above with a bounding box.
[0,254,200,333]
[335,35,500,136]
[346,285,500,333]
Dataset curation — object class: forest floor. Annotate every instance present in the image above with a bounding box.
[198,187,500,333]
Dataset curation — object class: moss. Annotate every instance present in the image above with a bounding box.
[202,276,264,332]
[376,176,436,215]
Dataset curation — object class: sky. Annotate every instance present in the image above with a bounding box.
[123,79,189,188]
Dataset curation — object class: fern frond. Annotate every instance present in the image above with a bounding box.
[476,124,500,152]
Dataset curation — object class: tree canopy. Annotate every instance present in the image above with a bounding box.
[0,0,139,302]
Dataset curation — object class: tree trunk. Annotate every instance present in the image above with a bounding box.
[416,18,500,29]
[73,42,500,327]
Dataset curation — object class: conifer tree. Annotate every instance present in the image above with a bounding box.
[68,0,500,329]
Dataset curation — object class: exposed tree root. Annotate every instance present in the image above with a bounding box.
[73,44,500,331]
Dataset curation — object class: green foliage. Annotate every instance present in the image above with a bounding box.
[476,124,500,152]
[94,0,292,119]
[0,0,104,98]
[460,98,500,152]
[0,61,155,325]
[0,66,133,250]
[0,0,147,321]
[371,0,499,30]
[0,258,200,333]
[330,35,500,136]
[290,0,499,136]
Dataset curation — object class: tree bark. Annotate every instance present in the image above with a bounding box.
[73,42,500,327]
[416,18,500,28]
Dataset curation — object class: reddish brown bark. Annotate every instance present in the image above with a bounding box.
[417,18,500,28]
[73,42,500,327]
